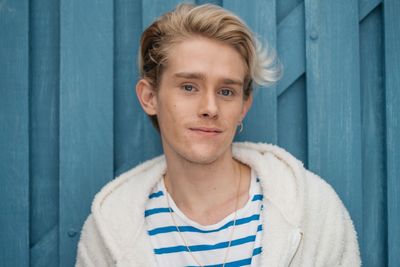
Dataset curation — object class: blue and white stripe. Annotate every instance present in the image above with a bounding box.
[145,169,264,267]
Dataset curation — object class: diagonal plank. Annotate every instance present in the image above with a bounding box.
[359,0,382,20]
[277,3,305,96]
[30,225,58,267]
[277,0,382,96]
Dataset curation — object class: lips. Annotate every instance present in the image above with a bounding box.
[189,127,223,135]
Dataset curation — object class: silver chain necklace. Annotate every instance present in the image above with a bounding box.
[165,164,242,267]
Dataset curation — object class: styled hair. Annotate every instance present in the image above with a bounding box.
[138,3,281,129]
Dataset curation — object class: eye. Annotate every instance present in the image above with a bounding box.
[182,84,194,92]
[219,88,234,97]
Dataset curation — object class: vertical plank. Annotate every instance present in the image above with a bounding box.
[195,0,222,5]
[142,0,194,29]
[304,0,363,240]
[360,5,386,267]
[225,0,278,144]
[114,0,153,175]
[278,75,308,165]
[29,0,60,266]
[384,0,400,266]
[0,1,30,266]
[59,0,114,266]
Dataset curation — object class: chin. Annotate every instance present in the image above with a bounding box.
[179,142,230,165]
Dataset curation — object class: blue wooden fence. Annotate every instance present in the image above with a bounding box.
[1,0,399,266]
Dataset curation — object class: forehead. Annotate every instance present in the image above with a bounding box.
[162,37,247,82]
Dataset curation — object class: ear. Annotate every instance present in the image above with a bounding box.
[240,93,253,121]
[136,79,158,116]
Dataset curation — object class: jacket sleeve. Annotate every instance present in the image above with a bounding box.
[303,172,361,267]
[75,215,115,267]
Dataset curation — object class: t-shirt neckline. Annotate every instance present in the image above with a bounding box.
[160,168,258,231]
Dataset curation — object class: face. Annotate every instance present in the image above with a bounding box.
[137,37,252,165]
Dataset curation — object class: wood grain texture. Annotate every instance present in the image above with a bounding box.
[142,0,194,29]
[59,0,114,266]
[195,0,222,5]
[29,0,60,266]
[384,0,400,266]
[114,0,158,176]
[304,0,363,237]
[360,6,386,266]
[225,0,278,144]
[0,1,398,266]
[278,75,308,165]
[0,1,30,266]
[277,0,382,97]
[277,0,303,24]
[277,3,305,96]
[359,0,382,20]
[30,226,58,267]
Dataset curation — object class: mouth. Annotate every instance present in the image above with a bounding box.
[189,127,223,136]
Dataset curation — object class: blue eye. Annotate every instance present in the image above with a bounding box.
[220,89,233,96]
[183,84,194,92]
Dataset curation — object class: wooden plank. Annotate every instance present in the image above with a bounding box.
[0,1,30,266]
[114,0,161,175]
[384,0,400,266]
[360,6,386,266]
[359,0,382,20]
[195,0,222,5]
[277,3,305,96]
[277,0,302,24]
[224,0,278,144]
[276,0,382,97]
[304,0,363,239]
[29,0,60,266]
[142,0,194,29]
[278,75,308,165]
[30,226,58,267]
[59,0,114,266]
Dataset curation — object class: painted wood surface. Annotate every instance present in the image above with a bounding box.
[114,0,154,175]
[360,5,386,266]
[304,0,363,241]
[226,0,278,144]
[384,0,400,266]
[0,1,29,266]
[59,0,114,266]
[30,0,60,266]
[0,0,398,266]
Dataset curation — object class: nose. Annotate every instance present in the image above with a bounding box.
[198,90,219,119]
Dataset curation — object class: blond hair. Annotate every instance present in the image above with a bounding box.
[138,3,281,129]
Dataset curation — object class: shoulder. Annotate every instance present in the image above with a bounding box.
[233,142,352,223]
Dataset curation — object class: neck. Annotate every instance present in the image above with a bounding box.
[163,146,250,225]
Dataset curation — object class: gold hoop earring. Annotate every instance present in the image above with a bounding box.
[238,122,243,133]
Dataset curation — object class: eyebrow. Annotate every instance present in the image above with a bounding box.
[174,72,243,86]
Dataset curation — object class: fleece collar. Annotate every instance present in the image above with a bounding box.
[90,142,306,264]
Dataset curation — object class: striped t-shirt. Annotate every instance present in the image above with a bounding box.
[144,169,264,267]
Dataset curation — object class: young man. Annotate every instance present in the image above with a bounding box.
[76,4,360,267]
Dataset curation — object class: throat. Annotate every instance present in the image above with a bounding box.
[178,190,249,226]
[163,160,251,226]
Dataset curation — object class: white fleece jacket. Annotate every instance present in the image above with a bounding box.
[76,142,361,267]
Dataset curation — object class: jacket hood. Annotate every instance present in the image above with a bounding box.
[89,142,306,264]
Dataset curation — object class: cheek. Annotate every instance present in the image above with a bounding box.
[157,99,184,128]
